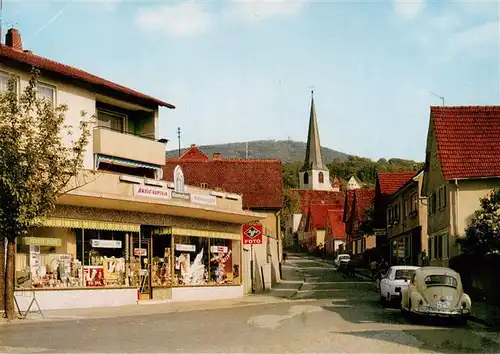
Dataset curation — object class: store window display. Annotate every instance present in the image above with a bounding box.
[209,238,240,285]
[173,236,209,286]
[151,235,172,287]
[83,230,127,287]
[15,228,83,289]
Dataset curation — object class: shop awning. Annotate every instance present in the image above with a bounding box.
[171,227,240,241]
[95,154,162,170]
[39,217,140,232]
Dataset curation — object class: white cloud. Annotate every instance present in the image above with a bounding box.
[393,0,425,20]
[228,0,305,23]
[135,2,213,37]
[448,20,499,54]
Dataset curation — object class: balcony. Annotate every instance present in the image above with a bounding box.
[93,127,165,166]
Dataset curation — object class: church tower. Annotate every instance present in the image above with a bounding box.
[299,91,333,191]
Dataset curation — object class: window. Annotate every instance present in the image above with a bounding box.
[174,236,209,285]
[200,183,208,189]
[209,238,240,285]
[37,83,55,107]
[438,186,447,210]
[151,235,172,287]
[97,108,126,133]
[318,172,324,183]
[431,193,437,214]
[0,72,12,94]
[403,199,408,218]
[410,193,418,214]
[303,172,309,185]
[424,274,458,288]
[395,269,416,280]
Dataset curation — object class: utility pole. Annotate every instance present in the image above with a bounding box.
[177,127,181,157]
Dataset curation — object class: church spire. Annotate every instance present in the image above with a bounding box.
[301,90,327,172]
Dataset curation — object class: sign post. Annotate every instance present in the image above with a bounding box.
[242,224,263,293]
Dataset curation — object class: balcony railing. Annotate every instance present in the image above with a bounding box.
[93,127,165,166]
[95,125,156,141]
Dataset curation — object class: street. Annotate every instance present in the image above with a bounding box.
[0,254,499,353]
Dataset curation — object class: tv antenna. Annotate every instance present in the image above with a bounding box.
[177,127,181,157]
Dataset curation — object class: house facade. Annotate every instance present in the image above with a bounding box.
[2,28,264,311]
[325,209,346,255]
[386,170,428,266]
[163,146,283,293]
[344,188,375,255]
[422,106,500,267]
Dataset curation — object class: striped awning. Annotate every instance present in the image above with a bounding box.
[39,217,140,232]
[171,227,240,241]
[95,154,161,170]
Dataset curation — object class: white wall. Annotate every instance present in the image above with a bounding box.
[299,170,333,191]
[172,285,243,301]
[14,289,137,311]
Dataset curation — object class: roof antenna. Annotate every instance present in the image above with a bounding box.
[429,91,445,106]
[177,127,181,157]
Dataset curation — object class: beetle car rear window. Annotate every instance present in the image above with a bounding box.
[424,275,458,287]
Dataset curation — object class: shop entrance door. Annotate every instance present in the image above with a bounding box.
[138,231,152,300]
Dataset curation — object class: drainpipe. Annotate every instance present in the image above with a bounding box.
[454,179,460,256]
[276,209,283,280]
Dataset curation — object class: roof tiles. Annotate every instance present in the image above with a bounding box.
[327,209,346,240]
[0,44,174,109]
[377,172,416,196]
[431,106,500,179]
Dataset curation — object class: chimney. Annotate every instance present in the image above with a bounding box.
[213,152,222,160]
[5,28,23,51]
[190,144,196,148]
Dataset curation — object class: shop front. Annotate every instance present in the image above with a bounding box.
[14,208,252,311]
[389,227,422,266]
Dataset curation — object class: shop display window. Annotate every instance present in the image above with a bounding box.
[173,236,209,286]
[209,238,240,285]
[83,230,127,287]
[15,228,84,289]
[151,235,172,287]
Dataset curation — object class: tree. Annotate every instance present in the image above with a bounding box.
[457,189,500,256]
[0,68,92,320]
[359,204,375,236]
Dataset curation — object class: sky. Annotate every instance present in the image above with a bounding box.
[2,0,500,161]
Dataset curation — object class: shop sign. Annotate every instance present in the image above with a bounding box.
[21,237,61,247]
[242,224,263,245]
[134,185,171,200]
[210,246,228,254]
[190,193,217,206]
[91,239,122,248]
[134,248,147,256]
[175,244,196,252]
[172,191,191,201]
[374,229,386,236]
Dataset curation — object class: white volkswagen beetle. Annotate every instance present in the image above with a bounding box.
[400,267,472,323]
[380,265,420,303]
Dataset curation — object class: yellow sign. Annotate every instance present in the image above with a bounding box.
[21,237,61,247]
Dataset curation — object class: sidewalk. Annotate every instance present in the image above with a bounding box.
[260,262,305,299]
[1,294,288,326]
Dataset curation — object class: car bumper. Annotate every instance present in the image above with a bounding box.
[414,307,471,318]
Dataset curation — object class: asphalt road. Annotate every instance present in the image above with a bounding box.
[0,254,499,353]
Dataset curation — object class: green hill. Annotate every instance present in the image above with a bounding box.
[166,140,348,163]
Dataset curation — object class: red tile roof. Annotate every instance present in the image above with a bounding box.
[326,209,346,240]
[163,157,283,209]
[308,204,343,229]
[343,190,356,222]
[377,172,416,196]
[0,44,175,109]
[431,106,500,179]
[291,189,345,214]
[355,188,375,222]
[180,145,209,160]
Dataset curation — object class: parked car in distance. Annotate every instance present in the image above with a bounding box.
[400,267,471,323]
[380,265,420,303]
[334,254,350,268]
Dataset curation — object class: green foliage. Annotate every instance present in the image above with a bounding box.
[458,189,500,256]
[327,156,423,186]
[359,204,375,236]
[0,67,93,239]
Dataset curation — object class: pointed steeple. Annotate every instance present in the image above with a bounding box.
[301,90,327,172]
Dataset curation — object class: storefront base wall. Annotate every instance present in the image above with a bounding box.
[171,285,243,302]
[14,288,137,311]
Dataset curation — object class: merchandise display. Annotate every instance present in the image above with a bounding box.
[151,248,172,287]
